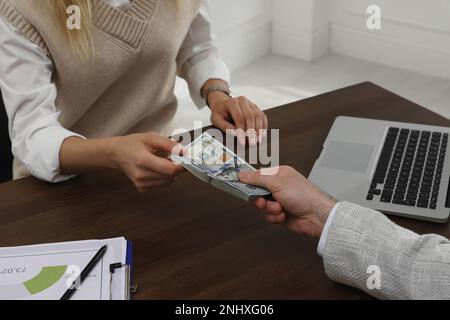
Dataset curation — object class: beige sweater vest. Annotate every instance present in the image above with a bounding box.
[0,0,199,179]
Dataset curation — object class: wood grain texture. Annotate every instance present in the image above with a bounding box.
[0,82,449,299]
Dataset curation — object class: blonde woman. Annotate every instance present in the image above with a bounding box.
[0,0,268,191]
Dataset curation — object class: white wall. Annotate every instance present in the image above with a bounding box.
[202,1,450,80]
[175,0,273,102]
[329,0,450,80]
[269,0,450,80]
[272,0,329,61]
[209,0,273,71]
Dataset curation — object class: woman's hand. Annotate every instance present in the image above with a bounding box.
[239,166,337,238]
[60,133,185,192]
[109,133,185,192]
[208,91,268,146]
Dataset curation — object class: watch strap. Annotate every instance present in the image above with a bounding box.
[202,85,233,108]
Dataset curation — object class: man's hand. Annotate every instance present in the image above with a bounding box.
[208,91,268,146]
[239,166,336,238]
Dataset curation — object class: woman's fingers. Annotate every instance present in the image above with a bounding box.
[144,132,185,155]
[250,103,264,142]
[137,150,183,177]
[230,98,267,145]
[226,99,247,145]
[132,168,177,192]
[253,105,263,142]
[253,103,268,140]
[214,96,267,145]
[114,132,187,192]
[132,161,175,192]
[238,97,257,145]
[211,111,236,134]
[261,111,269,137]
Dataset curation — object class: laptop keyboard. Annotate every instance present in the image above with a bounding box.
[367,127,448,209]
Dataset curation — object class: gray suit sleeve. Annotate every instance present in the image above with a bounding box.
[323,201,450,299]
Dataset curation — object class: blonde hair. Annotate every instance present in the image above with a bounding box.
[52,0,183,60]
[54,0,94,60]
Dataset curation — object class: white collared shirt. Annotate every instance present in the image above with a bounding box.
[0,0,230,182]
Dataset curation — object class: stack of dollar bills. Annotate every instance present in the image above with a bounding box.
[171,132,272,202]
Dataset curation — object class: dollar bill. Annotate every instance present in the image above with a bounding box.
[171,132,272,201]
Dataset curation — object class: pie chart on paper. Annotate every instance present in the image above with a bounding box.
[0,265,67,299]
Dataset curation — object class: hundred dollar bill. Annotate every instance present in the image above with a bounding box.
[171,132,272,202]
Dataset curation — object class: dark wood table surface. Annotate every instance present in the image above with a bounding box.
[1,82,449,299]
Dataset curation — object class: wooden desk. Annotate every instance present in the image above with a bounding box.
[1,82,449,299]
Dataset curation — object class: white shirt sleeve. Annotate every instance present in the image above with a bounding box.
[317,202,341,257]
[0,17,85,183]
[177,0,231,108]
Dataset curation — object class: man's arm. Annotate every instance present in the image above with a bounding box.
[323,201,450,300]
[239,167,450,300]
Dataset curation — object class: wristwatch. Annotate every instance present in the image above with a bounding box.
[202,83,234,108]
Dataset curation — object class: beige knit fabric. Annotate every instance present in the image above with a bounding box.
[0,0,199,179]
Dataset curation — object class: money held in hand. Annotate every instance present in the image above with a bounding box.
[171,132,272,201]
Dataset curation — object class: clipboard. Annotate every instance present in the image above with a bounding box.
[109,240,137,300]
[0,237,135,300]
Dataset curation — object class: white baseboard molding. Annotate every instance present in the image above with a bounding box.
[272,24,329,61]
[330,24,450,80]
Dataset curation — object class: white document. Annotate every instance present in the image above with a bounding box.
[0,237,128,300]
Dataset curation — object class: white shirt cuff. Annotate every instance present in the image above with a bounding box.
[187,56,231,109]
[21,125,85,183]
[317,202,341,257]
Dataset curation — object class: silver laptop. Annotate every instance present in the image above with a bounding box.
[309,116,450,223]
